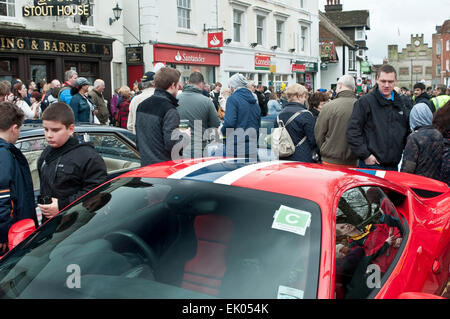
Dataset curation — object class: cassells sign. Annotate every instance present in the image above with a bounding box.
[153,44,221,66]
[255,55,271,71]
[23,0,91,17]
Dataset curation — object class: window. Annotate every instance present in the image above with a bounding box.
[447,40,450,51]
[335,187,405,299]
[447,60,449,72]
[399,67,409,76]
[77,0,94,27]
[0,177,322,299]
[300,26,308,52]
[233,10,242,42]
[300,0,305,8]
[177,0,191,29]
[436,42,441,55]
[276,20,284,49]
[425,66,433,75]
[356,29,364,41]
[0,0,15,17]
[437,64,441,75]
[256,15,265,46]
[348,50,355,71]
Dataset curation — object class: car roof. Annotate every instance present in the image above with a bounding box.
[19,123,134,139]
[119,158,407,210]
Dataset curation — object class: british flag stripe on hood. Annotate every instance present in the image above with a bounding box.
[167,158,290,185]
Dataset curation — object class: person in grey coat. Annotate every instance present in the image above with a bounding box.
[178,72,221,158]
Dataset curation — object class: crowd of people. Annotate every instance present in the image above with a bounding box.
[0,63,449,255]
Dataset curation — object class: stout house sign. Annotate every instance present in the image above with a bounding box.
[0,36,112,57]
[23,0,91,17]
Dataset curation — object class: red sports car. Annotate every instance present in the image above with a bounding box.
[0,158,449,299]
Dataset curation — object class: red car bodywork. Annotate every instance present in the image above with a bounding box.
[8,158,450,299]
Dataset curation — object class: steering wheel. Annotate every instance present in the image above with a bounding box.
[104,230,158,270]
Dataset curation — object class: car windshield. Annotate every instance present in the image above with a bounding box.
[0,178,321,299]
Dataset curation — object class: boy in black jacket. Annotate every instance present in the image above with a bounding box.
[37,102,107,222]
[0,102,38,255]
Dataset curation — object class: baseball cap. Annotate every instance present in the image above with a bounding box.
[141,71,155,83]
[75,77,90,87]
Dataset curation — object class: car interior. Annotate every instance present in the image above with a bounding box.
[0,178,322,299]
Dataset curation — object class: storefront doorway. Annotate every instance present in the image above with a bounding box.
[30,59,53,90]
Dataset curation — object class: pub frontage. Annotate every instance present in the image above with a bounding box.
[0,27,114,100]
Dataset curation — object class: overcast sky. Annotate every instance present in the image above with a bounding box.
[318,0,450,64]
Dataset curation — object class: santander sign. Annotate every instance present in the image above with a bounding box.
[175,51,206,63]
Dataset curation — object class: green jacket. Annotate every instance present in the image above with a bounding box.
[88,89,110,124]
[431,95,450,112]
[314,90,358,166]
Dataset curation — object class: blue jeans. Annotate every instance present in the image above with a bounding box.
[358,160,398,172]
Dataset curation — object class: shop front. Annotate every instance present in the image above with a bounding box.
[0,28,114,100]
[292,60,318,90]
[153,44,222,85]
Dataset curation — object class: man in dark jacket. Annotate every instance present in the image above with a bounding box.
[136,67,185,165]
[221,74,261,160]
[346,65,409,171]
[255,84,268,117]
[413,82,433,112]
[37,102,108,222]
[0,102,38,255]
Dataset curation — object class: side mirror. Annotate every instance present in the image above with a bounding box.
[397,292,446,299]
[8,219,36,251]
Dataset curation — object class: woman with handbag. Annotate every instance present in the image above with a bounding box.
[274,84,319,163]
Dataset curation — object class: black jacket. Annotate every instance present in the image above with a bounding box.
[0,139,38,243]
[414,92,433,113]
[37,137,108,214]
[346,86,409,166]
[401,126,444,181]
[136,89,181,166]
[275,102,318,163]
[255,91,268,117]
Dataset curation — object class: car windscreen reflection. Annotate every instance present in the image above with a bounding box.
[0,177,321,299]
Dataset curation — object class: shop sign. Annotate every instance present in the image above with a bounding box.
[361,61,371,74]
[154,44,221,66]
[255,55,271,71]
[292,64,306,73]
[0,36,111,57]
[208,32,223,48]
[295,61,318,73]
[23,0,91,17]
[126,47,144,65]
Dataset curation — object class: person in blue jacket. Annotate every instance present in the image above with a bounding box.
[220,74,261,160]
[70,77,94,123]
[0,102,38,255]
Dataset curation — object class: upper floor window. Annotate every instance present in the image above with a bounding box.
[300,26,308,52]
[348,50,356,71]
[0,0,15,18]
[356,29,365,41]
[447,40,450,51]
[177,0,191,29]
[76,0,94,27]
[233,10,243,42]
[256,15,266,46]
[300,0,305,8]
[436,42,442,55]
[276,20,284,49]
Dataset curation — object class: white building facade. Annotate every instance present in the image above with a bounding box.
[122,0,320,91]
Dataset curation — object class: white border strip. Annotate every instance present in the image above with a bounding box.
[375,171,386,179]
[167,158,240,180]
[214,161,290,185]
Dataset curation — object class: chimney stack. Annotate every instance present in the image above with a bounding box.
[325,0,343,12]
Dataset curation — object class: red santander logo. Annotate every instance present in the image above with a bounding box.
[208,32,223,48]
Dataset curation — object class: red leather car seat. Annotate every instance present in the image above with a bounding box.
[181,214,233,296]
